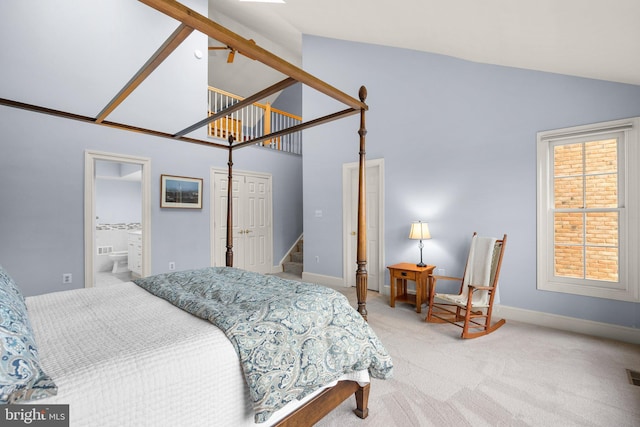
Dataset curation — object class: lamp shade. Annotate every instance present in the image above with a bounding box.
[409,221,431,240]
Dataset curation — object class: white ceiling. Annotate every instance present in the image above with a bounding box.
[209,0,640,88]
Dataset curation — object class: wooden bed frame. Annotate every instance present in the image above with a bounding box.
[0,0,372,424]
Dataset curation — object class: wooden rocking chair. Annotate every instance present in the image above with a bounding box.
[426,233,507,339]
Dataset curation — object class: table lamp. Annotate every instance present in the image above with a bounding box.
[409,221,431,267]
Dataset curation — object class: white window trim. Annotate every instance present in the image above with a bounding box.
[536,117,640,302]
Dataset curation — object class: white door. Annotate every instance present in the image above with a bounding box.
[212,169,272,274]
[343,159,384,291]
[84,151,151,288]
[243,174,271,273]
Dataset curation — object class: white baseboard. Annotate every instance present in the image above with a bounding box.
[495,305,640,345]
[301,272,347,289]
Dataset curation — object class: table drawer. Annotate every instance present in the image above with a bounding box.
[392,269,417,281]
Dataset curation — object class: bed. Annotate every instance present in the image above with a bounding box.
[0,0,380,425]
[2,266,392,426]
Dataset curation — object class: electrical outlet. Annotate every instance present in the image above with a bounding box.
[315,256,320,263]
[62,273,72,284]
[169,262,176,271]
[436,268,445,276]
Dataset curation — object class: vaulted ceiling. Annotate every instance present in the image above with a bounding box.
[209,0,640,97]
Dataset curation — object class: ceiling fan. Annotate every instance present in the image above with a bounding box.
[208,39,256,63]
[208,45,237,63]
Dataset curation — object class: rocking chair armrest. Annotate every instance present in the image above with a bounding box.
[467,284,494,291]
[431,275,462,291]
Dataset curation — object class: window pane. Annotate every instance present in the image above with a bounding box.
[554,176,583,208]
[585,174,617,208]
[586,212,618,246]
[554,212,583,244]
[551,139,620,283]
[554,245,583,278]
[585,139,617,174]
[554,144,583,177]
[586,247,618,282]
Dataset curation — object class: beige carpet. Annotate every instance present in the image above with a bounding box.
[314,287,640,427]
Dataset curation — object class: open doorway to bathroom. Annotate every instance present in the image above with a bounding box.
[84,151,151,288]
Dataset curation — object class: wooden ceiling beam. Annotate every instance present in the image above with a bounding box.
[138,0,367,111]
[232,107,359,150]
[0,97,228,150]
[95,23,194,123]
[174,77,297,138]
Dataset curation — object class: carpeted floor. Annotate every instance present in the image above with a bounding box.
[314,286,640,427]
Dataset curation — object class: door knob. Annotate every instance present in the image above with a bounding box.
[351,231,356,236]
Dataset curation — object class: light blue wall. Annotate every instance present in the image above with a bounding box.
[95,161,143,224]
[273,83,303,117]
[0,0,303,296]
[301,35,640,328]
[96,179,142,224]
[0,107,302,297]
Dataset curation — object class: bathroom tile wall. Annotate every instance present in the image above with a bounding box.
[95,223,142,272]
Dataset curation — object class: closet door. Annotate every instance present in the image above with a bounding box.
[212,170,272,273]
[243,174,272,274]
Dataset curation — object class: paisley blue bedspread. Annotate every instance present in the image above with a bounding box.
[134,267,393,423]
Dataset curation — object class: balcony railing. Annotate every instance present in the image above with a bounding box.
[208,86,302,155]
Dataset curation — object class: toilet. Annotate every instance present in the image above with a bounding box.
[109,251,129,273]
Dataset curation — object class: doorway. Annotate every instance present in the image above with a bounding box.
[211,168,273,274]
[342,158,384,291]
[84,151,151,288]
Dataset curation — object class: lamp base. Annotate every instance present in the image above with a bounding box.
[416,242,426,268]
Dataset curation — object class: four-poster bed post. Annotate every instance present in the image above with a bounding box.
[356,86,368,320]
[226,135,235,268]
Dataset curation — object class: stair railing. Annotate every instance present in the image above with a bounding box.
[208,86,303,155]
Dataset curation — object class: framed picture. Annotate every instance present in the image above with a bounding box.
[160,175,203,209]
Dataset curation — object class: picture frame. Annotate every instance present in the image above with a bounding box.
[160,174,203,209]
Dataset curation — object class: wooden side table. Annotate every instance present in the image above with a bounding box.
[387,263,436,313]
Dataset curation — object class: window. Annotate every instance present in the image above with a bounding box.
[537,118,640,301]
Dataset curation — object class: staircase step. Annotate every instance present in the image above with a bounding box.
[291,251,303,263]
[283,261,303,276]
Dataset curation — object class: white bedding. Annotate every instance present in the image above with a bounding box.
[26,282,368,427]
